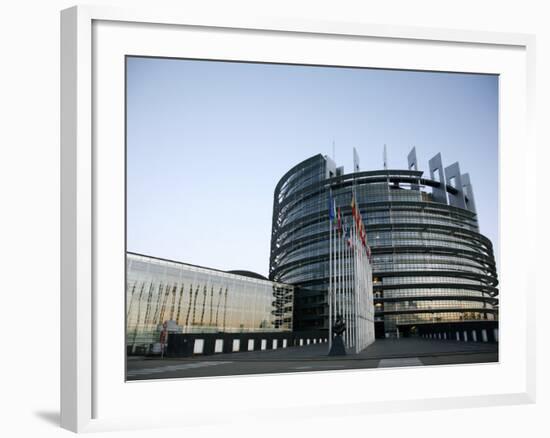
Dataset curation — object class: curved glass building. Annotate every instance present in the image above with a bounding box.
[127,252,294,354]
[269,149,499,338]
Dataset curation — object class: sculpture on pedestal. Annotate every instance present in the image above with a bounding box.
[328,314,347,356]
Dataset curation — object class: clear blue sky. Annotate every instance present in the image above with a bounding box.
[127,57,499,277]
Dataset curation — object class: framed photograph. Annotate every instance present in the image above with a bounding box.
[61,5,536,433]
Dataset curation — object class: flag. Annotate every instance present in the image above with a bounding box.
[360,222,366,246]
[367,245,373,264]
[346,227,353,247]
[342,220,350,247]
[337,208,342,236]
[328,192,335,223]
[351,195,361,231]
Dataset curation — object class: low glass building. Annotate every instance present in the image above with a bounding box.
[126,253,293,353]
[269,149,499,339]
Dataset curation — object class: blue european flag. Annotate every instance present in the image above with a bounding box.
[328,193,335,222]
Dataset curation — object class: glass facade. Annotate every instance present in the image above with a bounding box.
[127,253,293,351]
[270,154,498,336]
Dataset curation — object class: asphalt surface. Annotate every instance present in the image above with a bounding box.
[126,338,498,381]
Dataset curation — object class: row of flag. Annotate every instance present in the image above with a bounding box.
[327,189,375,353]
[328,193,372,261]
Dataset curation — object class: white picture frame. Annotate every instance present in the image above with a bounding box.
[60,5,536,433]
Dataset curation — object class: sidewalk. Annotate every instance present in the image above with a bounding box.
[133,337,498,363]
[126,337,498,380]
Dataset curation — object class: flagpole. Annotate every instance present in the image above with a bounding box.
[336,202,340,344]
[362,228,366,350]
[362,228,365,352]
[351,198,354,351]
[359,236,363,352]
[344,219,353,347]
[349,195,355,352]
[353,207,361,354]
[358,236,361,353]
[349,226,353,350]
[336,210,341,346]
[357,194,360,352]
[350,196,354,351]
[352,226,361,352]
[344,221,354,344]
[335,204,339,345]
[348,226,352,350]
[328,189,333,350]
[333,200,337,346]
[340,218,344,347]
[358,215,361,350]
[352,227,356,350]
[344,224,353,343]
[355,222,364,347]
[348,210,352,349]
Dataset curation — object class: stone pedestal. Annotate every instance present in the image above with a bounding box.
[328,335,346,356]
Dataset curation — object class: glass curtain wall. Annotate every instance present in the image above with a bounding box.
[127,253,293,351]
[270,153,498,337]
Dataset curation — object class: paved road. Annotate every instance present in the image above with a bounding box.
[126,338,498,381]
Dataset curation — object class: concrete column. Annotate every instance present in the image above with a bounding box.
[444,162,466,209]
[428,153,448,204]
[461,173,477,213]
